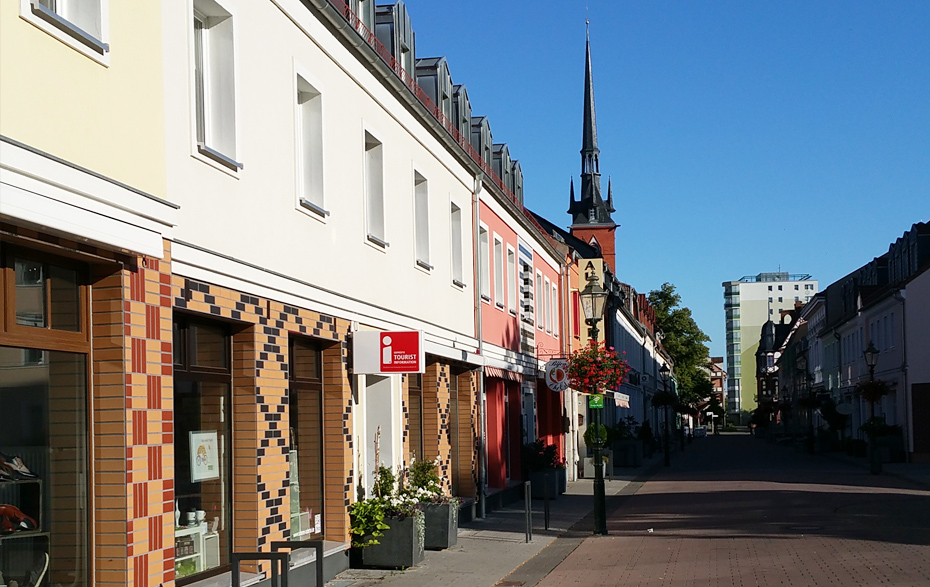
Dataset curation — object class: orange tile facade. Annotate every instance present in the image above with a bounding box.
[2,229,478,586]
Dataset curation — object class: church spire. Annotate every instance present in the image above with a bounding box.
[581,22,598,172]
[569,24,614,228]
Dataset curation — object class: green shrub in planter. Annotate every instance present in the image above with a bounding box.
[350,465,425,568]
[403,458,460,550]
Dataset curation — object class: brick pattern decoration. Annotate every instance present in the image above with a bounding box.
[172,279,354,576]
[422,362,453,495]
[401,374,410,479]
[419,364,480,498]
[91,242,174,587]
[451,371,479,498]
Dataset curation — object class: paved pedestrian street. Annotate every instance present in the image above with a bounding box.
[536,435,930,587]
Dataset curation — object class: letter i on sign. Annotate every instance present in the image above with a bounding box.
[382,335,392,365]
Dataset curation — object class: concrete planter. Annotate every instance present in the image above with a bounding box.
[422,502,458,550]
[360,513,425,569]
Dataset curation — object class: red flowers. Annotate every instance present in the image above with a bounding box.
[567,340,630,393]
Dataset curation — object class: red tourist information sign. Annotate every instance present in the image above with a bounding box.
[352,330,425,374]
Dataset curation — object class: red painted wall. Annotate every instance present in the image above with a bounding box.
[536,382,564,460]
[485,378,524,489]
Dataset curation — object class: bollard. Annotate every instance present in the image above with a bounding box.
[543,472,550,531]
[524,481,533,543]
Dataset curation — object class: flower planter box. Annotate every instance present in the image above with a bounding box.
[422,502,458,550]
[360,513,425,569]
[528,469,560,500]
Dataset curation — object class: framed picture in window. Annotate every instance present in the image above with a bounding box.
[190,430,220,482]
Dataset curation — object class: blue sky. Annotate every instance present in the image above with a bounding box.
[401,0,930,360]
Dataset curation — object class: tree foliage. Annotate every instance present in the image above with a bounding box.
[648,282,712,403]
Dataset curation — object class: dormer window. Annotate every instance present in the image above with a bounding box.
[588,208,596,222]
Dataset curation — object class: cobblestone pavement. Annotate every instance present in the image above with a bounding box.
[535,435,930,587]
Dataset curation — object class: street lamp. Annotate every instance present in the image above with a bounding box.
[579,273,608,535]
[864,341,879,387]
[659,363,671,467]
[863,341,881,475]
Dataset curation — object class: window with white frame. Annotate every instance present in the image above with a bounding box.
[478,226,489,300]
[535,271,543,328]
[544,277,551,332]
[493,237,504,307]
[450,203,464,286]
[551,283,558,336]
[506,248,516,313]
[364,132,386,246]
[193,0,240,169]
[296,75,325,216]
[414,172,430,268]
[29,0,108,55]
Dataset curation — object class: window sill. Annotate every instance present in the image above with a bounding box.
[31,2,109,53]
[299,198,329,219]
[495,302,505,310]
[198,144,243,172]
[416,259,433,271]
[508,309,517,317]
[367,234,389,249]
[480,294,491,303]
[23,0,109,64]
[452,279,467,289]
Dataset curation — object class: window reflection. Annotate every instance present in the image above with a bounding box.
[0,346,88,587]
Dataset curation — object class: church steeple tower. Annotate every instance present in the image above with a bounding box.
[569,24,618,272]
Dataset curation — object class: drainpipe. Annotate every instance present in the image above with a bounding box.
[473,174,487,518]
[893,289,910,461]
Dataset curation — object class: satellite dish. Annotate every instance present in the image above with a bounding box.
[836,403,853,416]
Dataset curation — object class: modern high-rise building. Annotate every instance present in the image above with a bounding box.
[722,272,819,422]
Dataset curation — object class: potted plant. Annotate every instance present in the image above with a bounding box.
[521,441,565,499]
[403,457,460,550]
[349,465,424,568]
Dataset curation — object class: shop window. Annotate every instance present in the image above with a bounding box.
[173,318,231,582]
[0,348,88,587]
[288,337,324,539]
[408,374,424,460]
[1,250,90,587]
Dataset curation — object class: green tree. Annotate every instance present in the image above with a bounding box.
[648,283,712,404]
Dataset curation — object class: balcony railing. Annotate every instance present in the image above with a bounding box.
[326,0,548,240]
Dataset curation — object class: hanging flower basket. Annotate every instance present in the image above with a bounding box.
[856,379,891,405]
[567,341,630,394]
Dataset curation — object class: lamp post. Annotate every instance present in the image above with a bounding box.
[863,341,881,475]
[660,364,671,467]
[579,274,608,535]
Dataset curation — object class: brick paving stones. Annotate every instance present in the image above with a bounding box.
[537,435,930,587]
